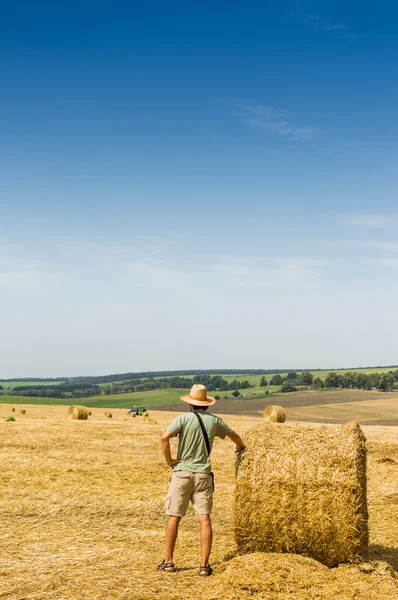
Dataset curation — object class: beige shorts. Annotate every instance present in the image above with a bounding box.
[165,471,213,517]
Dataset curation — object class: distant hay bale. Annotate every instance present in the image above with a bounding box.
[105,412,112,418]
[11,408,16,413]
[141,412,157,424]
[88,411,92,416]
[131,412,136,418]
[263,405,286,423]
[18,409,26,415]
[235,421,368,567]
[68,405,89,420]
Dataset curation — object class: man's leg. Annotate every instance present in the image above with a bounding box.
[192,473,213,572]
[164,516,181,563]
[198,514,212,566]
[160,472,192,569]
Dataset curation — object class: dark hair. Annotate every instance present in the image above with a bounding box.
[193,405,208,411]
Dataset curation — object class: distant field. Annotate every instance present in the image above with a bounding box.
[0,381,65,390]
[93,388,191,407]
[1,367,397,393]
[287,396,398,424]
[0,388,276,408]
[194,389,398,425]
[0,395,82,406]
[215,368,398,387]
[101,367,398,389]
[0,389,192,409]
[1,388,397,425]
[1,367,397,409]
[239,385,280,394]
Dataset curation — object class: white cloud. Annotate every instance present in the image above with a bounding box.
[210,257,327,287]
[292,13,319,23]
[360,241,398,252]
[116,259,184,289]
[233,100,317,141]
[6,235,398,377]
[368,258,398,267]
[339,33,365,40]
[0,255,64,292]
[338,213,398,229]
[337,240,398,252]
[56,239,328,290]
[289,11,353,36]
[1,237,330,300]
[322,22,347,31]
[271,258,326,284]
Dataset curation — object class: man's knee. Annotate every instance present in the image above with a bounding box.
[168,516,181,526]
[198,514,211,526]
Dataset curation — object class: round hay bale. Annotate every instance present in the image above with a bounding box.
[131,412,136,418]
[143,412,149,418]
[235,421,368,567]
[18,409,26,415]
[68,405,89,420]
[263,405,286,423]
[88,411,92,416]
[105,412,112,418]
[11,408,16,413]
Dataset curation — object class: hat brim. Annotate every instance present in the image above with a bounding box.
[180,394,216,407]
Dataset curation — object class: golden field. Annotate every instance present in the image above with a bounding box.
[0,404,397,600]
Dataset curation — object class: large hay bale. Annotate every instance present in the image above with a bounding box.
[105,412,112,418]
[263,405,286,422]
[235,421,368,567]
[68,405,89,420]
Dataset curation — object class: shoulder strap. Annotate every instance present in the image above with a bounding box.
[193,411,211,456]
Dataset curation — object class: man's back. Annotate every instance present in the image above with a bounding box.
[167,409,233,474]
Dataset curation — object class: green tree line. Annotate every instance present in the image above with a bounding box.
[3,374,256,399]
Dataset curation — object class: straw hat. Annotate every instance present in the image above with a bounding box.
[180,384,216,407]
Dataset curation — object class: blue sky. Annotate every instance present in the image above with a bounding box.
[1,1,398,377]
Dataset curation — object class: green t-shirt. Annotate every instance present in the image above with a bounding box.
[167,409,234,474]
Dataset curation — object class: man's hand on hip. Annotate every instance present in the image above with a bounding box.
[161,430,183,468]
[168,459,183,468]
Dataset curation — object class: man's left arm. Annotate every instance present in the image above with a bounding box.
[216,418,246,453]
[160,431,182,468]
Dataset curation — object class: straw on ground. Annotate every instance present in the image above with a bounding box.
[0,407,396,600]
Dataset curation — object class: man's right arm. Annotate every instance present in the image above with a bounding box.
[160,416,183,468]
[226,430,246,453]
[160,430,182,468]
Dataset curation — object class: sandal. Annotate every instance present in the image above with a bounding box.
[156,560,176,572]
[198,565,213,576]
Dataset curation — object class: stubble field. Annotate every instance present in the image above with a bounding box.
[0,405,397,600]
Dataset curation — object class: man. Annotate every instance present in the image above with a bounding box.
[157,383,246,576]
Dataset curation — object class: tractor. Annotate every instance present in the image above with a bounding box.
[128,406,147,416]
